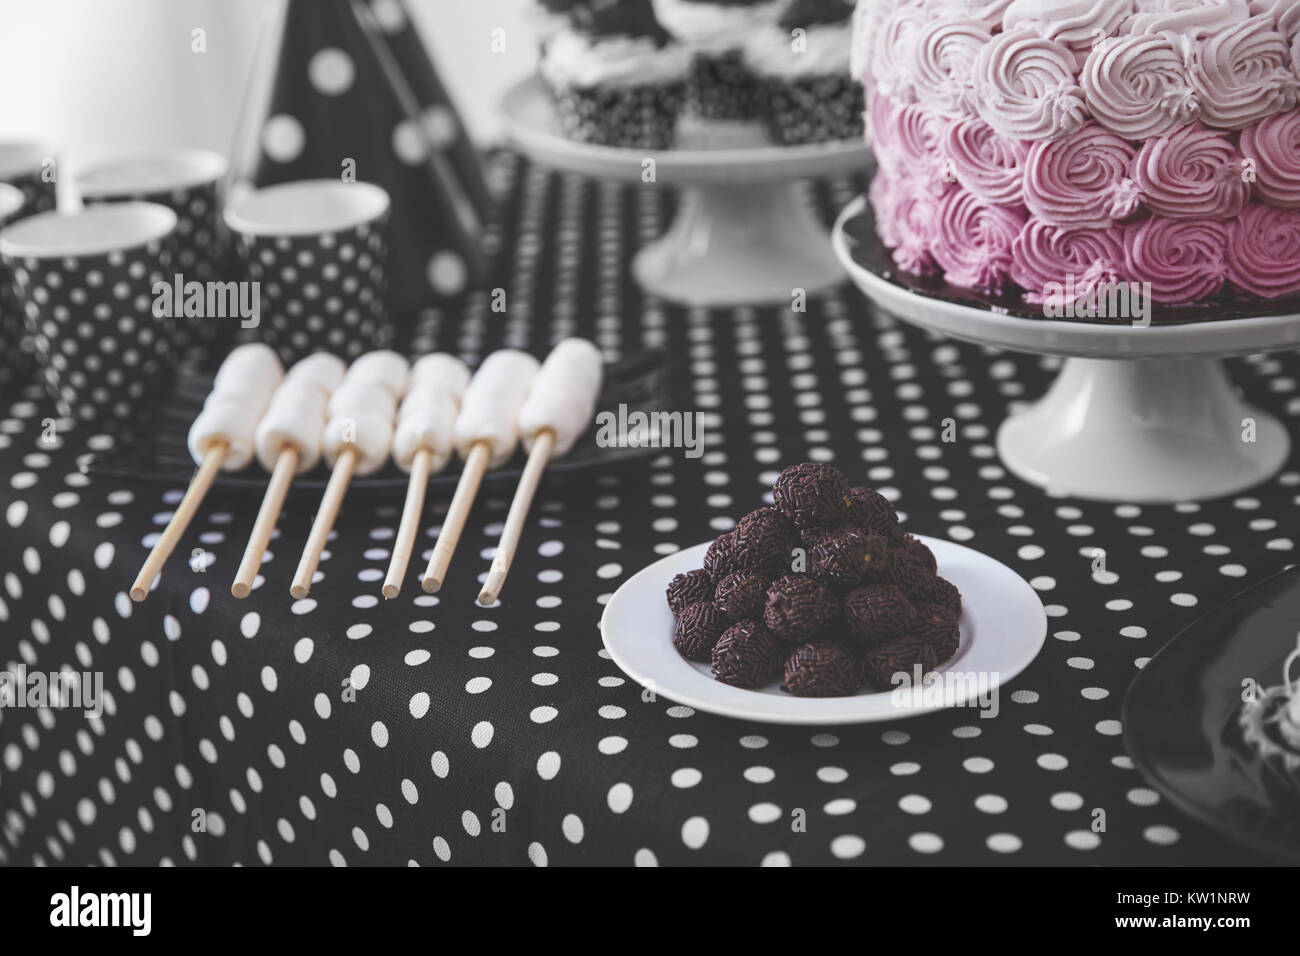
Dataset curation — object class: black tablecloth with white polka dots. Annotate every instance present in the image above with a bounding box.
[1,152,1295,867]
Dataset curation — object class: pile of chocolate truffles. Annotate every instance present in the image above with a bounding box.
[666,462,963,697]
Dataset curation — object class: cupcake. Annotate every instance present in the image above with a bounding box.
[653,0,786,121]
[542,0,691,148]
[530,0,589,51]
[744,0,862,145]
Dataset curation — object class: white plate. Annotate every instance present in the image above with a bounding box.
[600,535,1047,725]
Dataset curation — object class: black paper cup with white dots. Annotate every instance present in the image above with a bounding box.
[0,183,30,390]
[224,179,391,366]
[0,140,58,217]
[76,147,232,353]
[0,202,178,423]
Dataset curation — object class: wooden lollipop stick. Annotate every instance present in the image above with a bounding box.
[382,448,432,600]
[478,429,555,607]
[421,442,491,593]
[231,445,299,599]
[131,443,228,602]
[290,448,357,600]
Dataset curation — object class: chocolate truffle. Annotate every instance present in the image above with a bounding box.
[842,583,916,647]
[763,573,838,642]
[666,568,713,614]
[914,602,960,661]
[919,575,963,620]
[714,570,770,621]
[772,462,851,529]
[901,534,938,577]
[702,530,746,581]
[809,526,889,589]
[844,486,902,540]
[672,601,728,662]
[783,641,862,697]
[885,546,935,598]
[711,620,784,689]
[862,634,939,692]
[733,506,797,569]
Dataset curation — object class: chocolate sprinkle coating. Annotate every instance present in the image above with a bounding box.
[901,534,938,577]
[772,462,851,529]
[885,546,936,598]
[714,570,770,622]
[919,575,963,620]
[733,506,797,569]
[763,573,838,642]
[842,583,916,647]
[862,634,939,692]
[809,525,889,589]
[844,486,902,540]
[702,530,746,581]
[711,620,784,688]
[914,602,960,661]
[672,601,728,662]
[784,641,862,697]
[666,568,713,614]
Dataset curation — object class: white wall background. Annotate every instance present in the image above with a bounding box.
[0,0,536,165]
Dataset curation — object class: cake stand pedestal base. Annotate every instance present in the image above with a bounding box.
[998,357,1290,503]
[633,181,845,307]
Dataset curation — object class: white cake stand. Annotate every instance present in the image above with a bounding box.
[500,76,866,306]
[833,195,1299,503]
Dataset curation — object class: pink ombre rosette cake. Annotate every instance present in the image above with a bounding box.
[857,0,1300,317]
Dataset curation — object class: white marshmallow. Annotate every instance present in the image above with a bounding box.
[392,384,460,473]
[322,410,394,476]
[255,380,330,474]
[517,338,603,457]
[212,343,284,396]
[188,395,262,471]
[343,350,410,400]
[284,352,347,397]
[327,379,397,421]
[410,352,471,399]
[454,349,541,469]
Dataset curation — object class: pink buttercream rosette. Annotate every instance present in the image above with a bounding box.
[929,188,1026,292]
[1010,217,1129,305]
[869,170,945,276]
[943,116,1030,206]
[1227,202,1300,298]
[1239,108,1300,206]
[871,94,953,189]
[1186,15,1300,129]
[910,17,993,117]
[1001,0,1135,68]
[1080,33,1201,139]
[1134,122,1251,218]
[1023,124,1143,228]
[1123,216,1231,304]
[973,31,1088,141]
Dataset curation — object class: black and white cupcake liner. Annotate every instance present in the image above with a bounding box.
[763,73,863,146]
[225,179,392,367]
[689,51,763,121]
[553,82,687,150]
[0,202,179,423]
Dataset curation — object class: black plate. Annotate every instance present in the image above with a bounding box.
[1122,564,1300,863]
[81,349,672,492]
[841,198,1300,326]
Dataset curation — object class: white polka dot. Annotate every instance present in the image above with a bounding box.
[262,114,306,163]
[308,47,355,95]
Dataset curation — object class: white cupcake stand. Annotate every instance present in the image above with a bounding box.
[501,77,864,306]
[833,195,1299,503]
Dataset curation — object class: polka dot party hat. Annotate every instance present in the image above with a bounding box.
[230,0,495,329]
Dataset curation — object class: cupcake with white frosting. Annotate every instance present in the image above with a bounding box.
[1240,637,1300,782]
[744,0,861,144]
[654,0,788,120]
[542,0,692,148]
